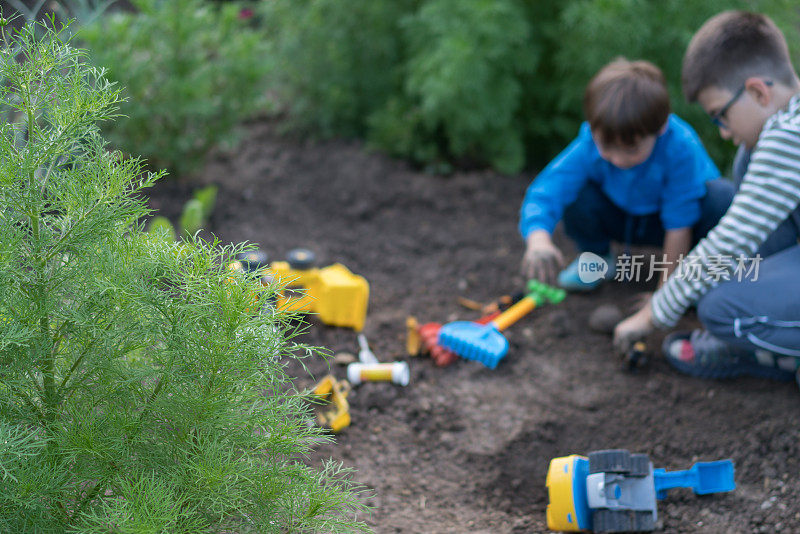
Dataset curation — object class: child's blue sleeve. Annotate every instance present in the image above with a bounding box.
[519,134,592,238]
[660,137,720,230]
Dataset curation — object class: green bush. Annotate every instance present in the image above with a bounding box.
[370,0,534,174]
[261,0,800,173]
[261,0,413,138]
[78,0,272,177]
[0,21,368,532]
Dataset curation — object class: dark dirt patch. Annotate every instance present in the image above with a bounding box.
[147,121,800,534]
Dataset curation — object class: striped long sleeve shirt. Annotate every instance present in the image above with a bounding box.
[651,94,800,328]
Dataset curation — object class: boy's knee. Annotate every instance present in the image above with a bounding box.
[697,285,738,337]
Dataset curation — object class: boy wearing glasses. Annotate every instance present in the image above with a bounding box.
[520,58,734,291]
[615,11,800,380]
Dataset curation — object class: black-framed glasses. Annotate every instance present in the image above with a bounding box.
[709,80,773,128]
[709,85,745,129]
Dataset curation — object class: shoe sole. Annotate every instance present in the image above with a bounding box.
[663,334,796,382]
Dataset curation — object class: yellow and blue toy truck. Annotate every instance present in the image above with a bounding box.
[546,449,735,533]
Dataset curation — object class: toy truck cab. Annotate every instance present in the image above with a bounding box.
[546,455,592,532]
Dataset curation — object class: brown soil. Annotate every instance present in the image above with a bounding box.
[147,121,800,534]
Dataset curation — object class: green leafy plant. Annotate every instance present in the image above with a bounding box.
[78,0,272,177]
[261,0,413,139]
[3,0,113,24]
[179,185,218,237]
[193,184,218,221]
[0,20,369,532]
[147,215,177,241]
[3,0,50,22]
[374,0,534,174]
[179,199,205,237]
[261,0,800,173]
[57,0,115,23]
[146,185,218,240]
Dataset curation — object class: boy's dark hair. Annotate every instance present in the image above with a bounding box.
[583,58,670,147]
[682,11,796,102]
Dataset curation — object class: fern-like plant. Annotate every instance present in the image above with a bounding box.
[78,0,272,177]
[0,19,369,533]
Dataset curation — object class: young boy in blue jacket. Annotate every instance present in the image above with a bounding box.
[520,58,734,291]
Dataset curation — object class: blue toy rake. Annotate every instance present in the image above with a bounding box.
[438,280,565,368]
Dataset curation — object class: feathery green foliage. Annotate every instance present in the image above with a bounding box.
[370,0,533,173]
[0,20,369,533]
[261,0,413,139]
[78,0,272,177]
[261,0,800,173]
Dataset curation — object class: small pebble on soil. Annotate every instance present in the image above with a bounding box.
[588,303,623,334]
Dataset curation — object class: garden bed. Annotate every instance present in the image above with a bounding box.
[148,121,800,534]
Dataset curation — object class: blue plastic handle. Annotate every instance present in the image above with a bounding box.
[653,460,735,500]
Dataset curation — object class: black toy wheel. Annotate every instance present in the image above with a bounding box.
[593,509,655,533]
[588,450,631,474]
[629,453,651,477]
[592,509,636,533]
[236,250,269,272]
[286,248,316,270]
[633,511,656,531]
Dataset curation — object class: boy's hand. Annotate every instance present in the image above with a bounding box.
[522,230,564,285]
[613,303,654,353]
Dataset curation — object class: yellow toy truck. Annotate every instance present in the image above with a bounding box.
[230,248,369,331]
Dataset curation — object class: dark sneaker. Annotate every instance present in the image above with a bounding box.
[663,330,797,381]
